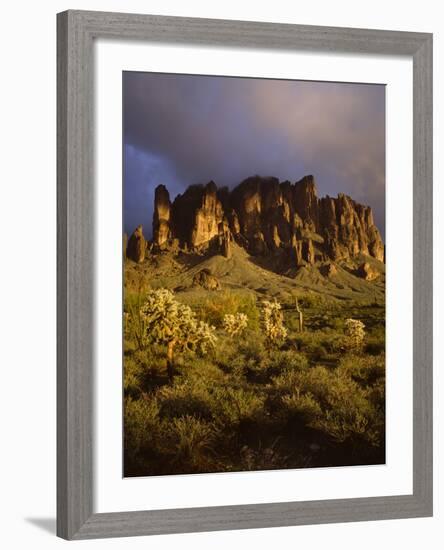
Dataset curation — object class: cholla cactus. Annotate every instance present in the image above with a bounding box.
[223,313,248,337]
[262,300,287,346]
[344,318,366,352]
[139,289,217,380]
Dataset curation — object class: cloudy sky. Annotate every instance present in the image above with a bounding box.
[123,71,385,239]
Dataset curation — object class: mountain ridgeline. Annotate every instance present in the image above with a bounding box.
[140,175,384,266]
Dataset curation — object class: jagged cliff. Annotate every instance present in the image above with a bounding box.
[132,175,384,267]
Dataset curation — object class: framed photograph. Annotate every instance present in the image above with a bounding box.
[57,10,433,540]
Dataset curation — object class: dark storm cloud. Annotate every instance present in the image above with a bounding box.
[123,72,385,239]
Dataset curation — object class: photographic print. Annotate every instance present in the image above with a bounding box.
[123,72,386,478]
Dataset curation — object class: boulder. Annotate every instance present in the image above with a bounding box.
[192,269,221,290]
[357,261,380,281]
[320,262,338,277]
[126,225,146,263]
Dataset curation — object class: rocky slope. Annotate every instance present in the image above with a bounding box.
[145,175,384,267]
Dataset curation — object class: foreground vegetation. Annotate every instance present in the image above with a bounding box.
[124,286,385,476]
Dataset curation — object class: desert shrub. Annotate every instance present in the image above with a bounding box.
[262,300,287,346]
[281,392,323,423]
[272,367,305,392]
[124,303,146,353]
[178,355,227,386]
[199,290,259,329]
[238,337,266,361]
[344,318,366,352]
[308,369,384,447]
[365,339,385,355]
[292,330,342,361]
[274,365,333,401]
[124,396,162,463]
[157,380,213,421]
[322,332,345,354]
[228,353,260,379]
[364,327,385,355]
[272,365,384,447]
[123,311,130,336]
[223,312,248,337]
[339,354,385,387]
[298,292,327,309]
[328,316,346,331]
[124,347,168,395]
[124,356,145,397]
[211,336,263,379]
[365,377,386,411]
[212,386,266,427]
[164,416,216,471]
[284,312,303,334]
[312,407,372,444]
[266,350,308,374]
[247,350,309,383]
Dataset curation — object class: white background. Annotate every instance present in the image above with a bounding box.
[95,41,413,512]
[0,0,442,549]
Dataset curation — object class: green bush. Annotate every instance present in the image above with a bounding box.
[339,354,385,387]
[157,380,213,421]
[297,292,328,309]
[272,365,384,447]
[123,356,146,398]
[123,347,169,392]
[281,392,323,423]
[247,349,308,383]
[163,416,216,471]
[211,386,266,427]
[292,330,344,363]
[198,290,259,329]
[364,328,385,355]
[267,350,308,373]
[178,355,227,385]
[214,336,266,379]
[124,396,162,464]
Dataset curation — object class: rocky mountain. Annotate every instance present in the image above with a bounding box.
[145,175,384,267]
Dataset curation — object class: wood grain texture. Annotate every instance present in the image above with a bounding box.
[412,34,433,512]
[57,10,94,540]
[71,10,429,54]
[56,9,433,540]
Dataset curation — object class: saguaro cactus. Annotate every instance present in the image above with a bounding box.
[295,297,304,332]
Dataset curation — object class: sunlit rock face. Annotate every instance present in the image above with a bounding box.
[150,175,384,265]
[318,193,384,262]
[190,181,224,248]
[152,185,171,248]
[357,261,380,281]
[127,224,146,263]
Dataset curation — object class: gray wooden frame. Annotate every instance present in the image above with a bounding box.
[57,9,433,540]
